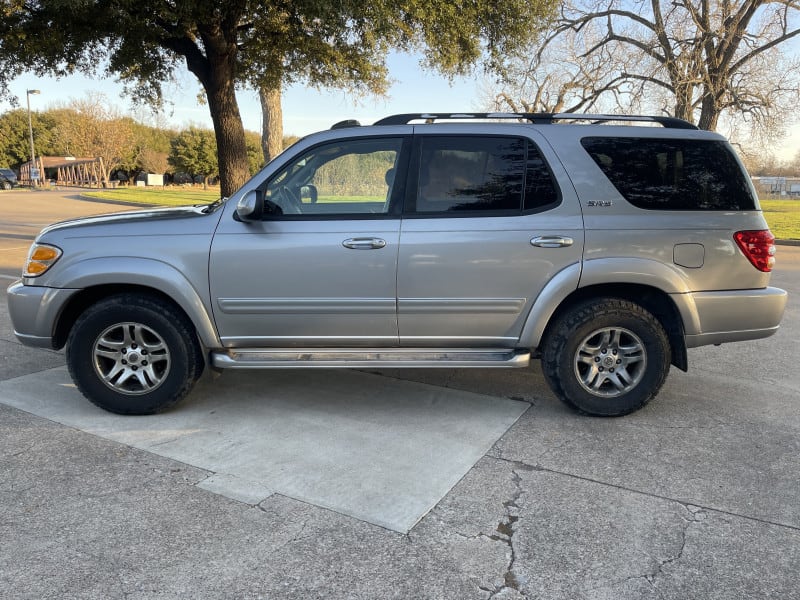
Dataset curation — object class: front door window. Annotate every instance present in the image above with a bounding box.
[264,138,404,217]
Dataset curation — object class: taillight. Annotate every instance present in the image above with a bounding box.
[734,230,776,272]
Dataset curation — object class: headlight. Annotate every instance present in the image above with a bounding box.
[23,243,62,277]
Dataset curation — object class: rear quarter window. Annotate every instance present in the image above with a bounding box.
[581,137,756,211]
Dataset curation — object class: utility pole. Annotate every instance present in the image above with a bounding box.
[26,89,41,185]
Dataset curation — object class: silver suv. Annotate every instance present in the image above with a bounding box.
[7,113,788,416]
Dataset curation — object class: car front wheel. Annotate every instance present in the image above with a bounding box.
[542,298,671,416]
[66,294,203,414]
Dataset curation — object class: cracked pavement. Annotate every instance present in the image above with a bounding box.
[1,192,799,598]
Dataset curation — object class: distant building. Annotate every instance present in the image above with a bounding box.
[751,176,800,197]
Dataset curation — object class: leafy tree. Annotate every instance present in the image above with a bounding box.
[169,126,218,188]
[128,121,176,176]
[0,108,63,168]
[250,0,556,160]
[131,121,174,155]
[0,0,556,195]
[0,99,190,186]
[0,109,36,168]
[282,134,301,150]
[244,130,264,176]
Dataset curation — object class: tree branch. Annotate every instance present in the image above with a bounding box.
[730,27,800,72]
[557,8,658,35]
[620,71,676,92]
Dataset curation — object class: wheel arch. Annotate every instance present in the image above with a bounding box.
[520,257,689,372]
[49,258,219,350]
[535,283,688,372]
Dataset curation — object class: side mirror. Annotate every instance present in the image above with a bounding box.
[300,184,318,204]
[235,189,263,222]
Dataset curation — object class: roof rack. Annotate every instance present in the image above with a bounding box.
[331,119,361,129]
[372,113,698,130]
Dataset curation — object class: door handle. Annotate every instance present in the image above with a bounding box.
[531,235,574,248]
[342,237,387,250]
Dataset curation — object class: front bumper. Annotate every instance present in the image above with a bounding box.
[677,286,788,348]
[7,281,80,349]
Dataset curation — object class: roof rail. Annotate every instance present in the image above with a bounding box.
[372,113,698,130]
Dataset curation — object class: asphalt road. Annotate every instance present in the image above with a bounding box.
[1,188,798,599]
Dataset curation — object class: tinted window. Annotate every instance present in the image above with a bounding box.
[525,147,560,211]
[263,138,403,217]
[581,137,756,210]
[414,137,559,214]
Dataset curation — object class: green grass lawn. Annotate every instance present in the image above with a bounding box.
[760,199,800,241]
[82,187,800,240]
[82,186,221,206]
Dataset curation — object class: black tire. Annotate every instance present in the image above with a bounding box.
[66,294,203,415]
[541,298,671,417]
[1,181,11,190]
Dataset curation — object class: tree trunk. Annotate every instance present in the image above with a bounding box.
[260,83,283,163]
[697,93,721,131]
[184,28,250,198]
[673,82,696,124]
[205,72,250,196]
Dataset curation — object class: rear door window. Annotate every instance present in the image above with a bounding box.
[581,137,756,210]
[410,136,559,215]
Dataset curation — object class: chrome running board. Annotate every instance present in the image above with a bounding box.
[211,348,530,369]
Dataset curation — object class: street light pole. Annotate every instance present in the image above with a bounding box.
[26,89,40,186]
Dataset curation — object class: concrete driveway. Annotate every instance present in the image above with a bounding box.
[1,189,798,599]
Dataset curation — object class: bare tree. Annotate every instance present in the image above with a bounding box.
[486,22,637,113]
[789,147,800,174]
[495,0,800,135]
[136,147,170,175]
[56,94,136,183]
[566,0,799,129]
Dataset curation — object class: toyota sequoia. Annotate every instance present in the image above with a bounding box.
[7,113,788,416]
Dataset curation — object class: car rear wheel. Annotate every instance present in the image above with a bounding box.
[66,294,203,414]
[542,298,671,416]
[1,181,11,190]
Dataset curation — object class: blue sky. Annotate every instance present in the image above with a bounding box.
[1,53,483,137]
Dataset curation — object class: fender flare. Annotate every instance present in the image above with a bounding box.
[519,257,701,349]
[579,257,701,336]
[518,262,582,349]
[49,257,220,348]
[578,257,692,294]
